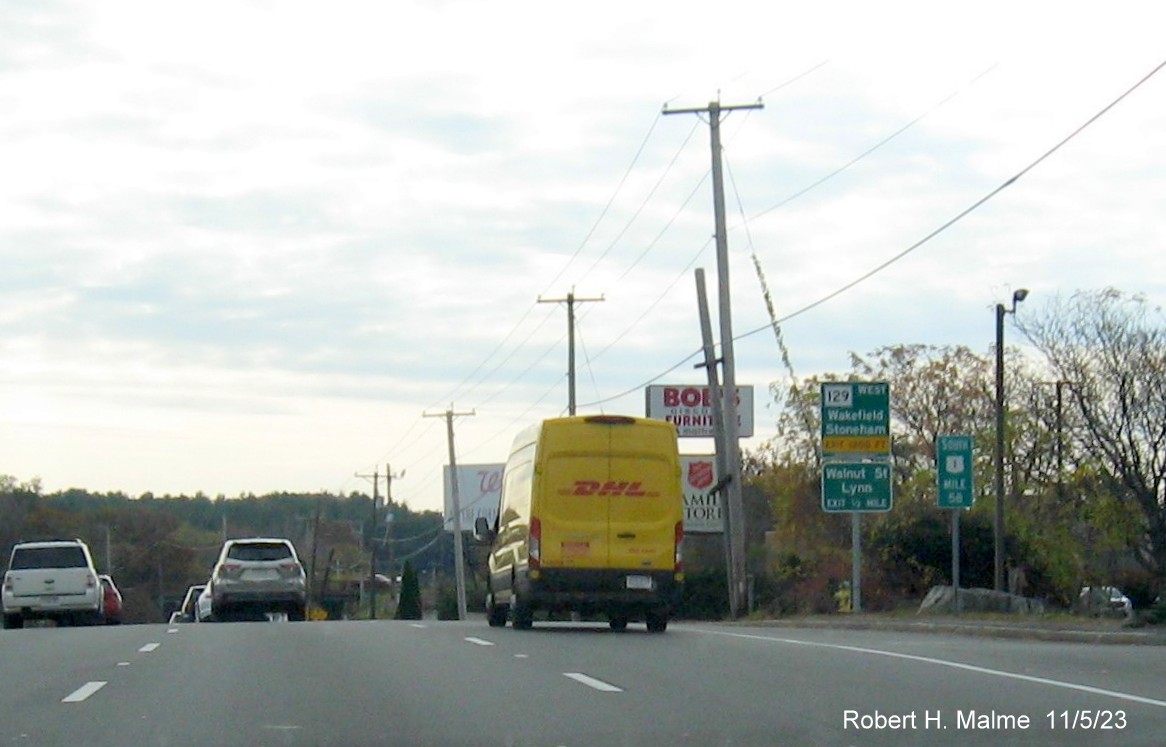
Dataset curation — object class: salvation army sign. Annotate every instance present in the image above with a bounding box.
[645,385,754,438]
[681,455,722,533]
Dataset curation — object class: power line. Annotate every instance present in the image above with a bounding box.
[738,56,1166,338]
[746,63,999,225]
[758,60,830,99]
[580,57,1166,407]
[574,118,702,289]
[539,112,665,296]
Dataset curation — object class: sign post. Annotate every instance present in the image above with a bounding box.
[820,382,892,614]
[937,435,974,614]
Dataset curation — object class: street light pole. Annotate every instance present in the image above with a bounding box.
[994,288,1028,593]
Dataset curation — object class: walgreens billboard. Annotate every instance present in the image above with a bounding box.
[645,385,754,438]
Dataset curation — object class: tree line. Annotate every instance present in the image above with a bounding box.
[0,479,451,623]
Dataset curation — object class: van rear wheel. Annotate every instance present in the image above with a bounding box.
[512,605,534,630]
[486,597,508,627]
[646,611,668,633]
[608,616,629,631]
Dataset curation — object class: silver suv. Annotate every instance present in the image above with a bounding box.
[3,539,104,628]
[208,538,307,622]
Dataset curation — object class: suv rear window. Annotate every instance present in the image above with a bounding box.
[10,546,88,570]
[227,543,293,562]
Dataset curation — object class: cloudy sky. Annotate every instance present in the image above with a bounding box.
[3,0,1165,513]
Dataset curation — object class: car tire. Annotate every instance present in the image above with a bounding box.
[2,613,22,630]
[486,594,508,627]
[609,616,629,631]
[512,604,534,630]
[288,603,307,622]
[645,611,668,633]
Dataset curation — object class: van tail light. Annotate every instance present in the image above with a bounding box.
[674,521,684,573]
[529,517,542,569]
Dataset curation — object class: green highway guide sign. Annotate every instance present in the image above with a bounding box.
[820,382,890,457]
[821,461,893,513]
[937,435,974,509]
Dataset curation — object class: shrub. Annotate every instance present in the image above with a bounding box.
[394,560,423,620]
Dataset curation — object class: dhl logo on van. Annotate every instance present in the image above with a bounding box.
[563,480,660,497]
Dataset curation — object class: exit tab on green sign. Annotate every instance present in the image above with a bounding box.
[936,435,974,509]
[821,461,892,513]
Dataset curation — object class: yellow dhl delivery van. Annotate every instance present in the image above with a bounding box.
[475,415,684,632]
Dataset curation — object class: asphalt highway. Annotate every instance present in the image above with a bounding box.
[0,617,1162,746]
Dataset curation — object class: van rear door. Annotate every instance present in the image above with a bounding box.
[539,451,610,569]
[537,417,680,571]
[604,425,680,572]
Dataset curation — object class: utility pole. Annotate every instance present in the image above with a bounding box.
[1054,381,1071,503]
[538,289,604,415]
[665,97,762,616]
[384,464,404,592]
[424,406,476,619]
[993,288,1028,593]
[694,268,738,616]
[354,466,381,619]
[308,496,322,612]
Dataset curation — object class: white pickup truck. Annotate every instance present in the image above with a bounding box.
[2,539,104,628]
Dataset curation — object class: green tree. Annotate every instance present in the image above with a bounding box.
[1019,289,1166,584]
[394,560,423,620]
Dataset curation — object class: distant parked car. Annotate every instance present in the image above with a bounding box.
[1106,586,1133,614]
[206,538,307,622]
[99,575,123,625]
[195,584,213,623]
[169,584,205,624]
[3,539,105,628]
[1077,585,1132,616]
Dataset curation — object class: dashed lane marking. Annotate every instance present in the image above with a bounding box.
[62,681,107,703]
[563,673,622,693]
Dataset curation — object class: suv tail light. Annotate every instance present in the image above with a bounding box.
[218,563,242,579]
[674,521,684,572]
[278,562,303,576]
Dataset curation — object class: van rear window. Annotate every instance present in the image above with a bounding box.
[10,546,88,569]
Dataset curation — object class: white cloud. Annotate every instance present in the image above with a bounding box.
[3,0,1166,510]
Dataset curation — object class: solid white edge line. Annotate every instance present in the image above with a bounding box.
[698,628,1166,709]
[62,681,107,703]
[564,672,623,693]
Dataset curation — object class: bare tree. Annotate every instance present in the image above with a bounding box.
[1018,289,1166,580]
